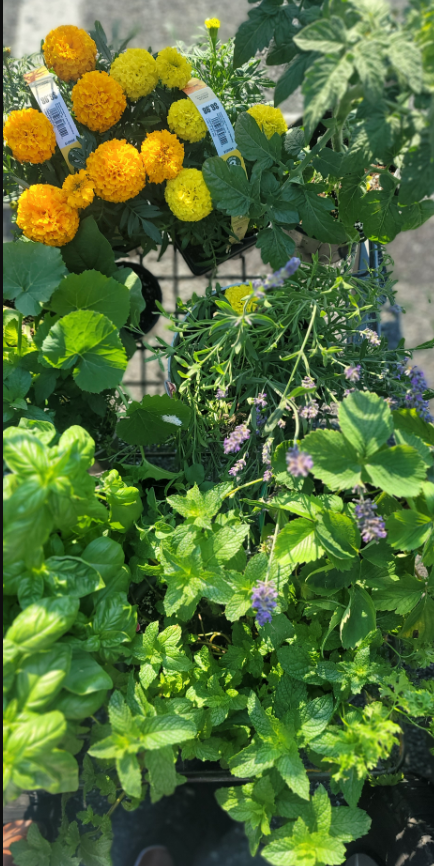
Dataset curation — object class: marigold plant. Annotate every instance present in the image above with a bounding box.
[62,170,95,209]
[43,25,97,81]
[16,184,80,246]
[247,104,287,139]
[167,99,207,143]
[156,47,192,90]
[72,71,126,133]
[204,18,221,29]
[165,167,212,221]
[140,130,184,184]
[3,108,56,164]
[86,139,146,202]
[110,48,158,101]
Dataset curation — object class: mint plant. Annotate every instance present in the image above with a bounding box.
[5,392,434,866]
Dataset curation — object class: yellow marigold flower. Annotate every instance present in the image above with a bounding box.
[140,130,184,184]
[72,71,126,133]
[43,25,97,82]
[204,18,220,29]
[167,99,207,143]
[165,168,212,222]
[110,48,158,101]
[16,184,80,247]
[62,169,95,209]
[247,105,287,139]
[86,139,146,203]
[224,284,257,315]
[3,108,56,164]
[156,47,192,90]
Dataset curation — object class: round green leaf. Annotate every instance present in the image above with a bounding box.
[50,270,131,328]
[3,241,66,316]
[116,394,192,445]
[41,309,128,393]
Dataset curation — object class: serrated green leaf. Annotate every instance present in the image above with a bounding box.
[50,270,131,328]
[294,17,347,53]
[398,133,434,206]
[338,391,393,459]
[340,586,376,649]
[303,429,362,491]
[256,225,296,270]
[400,595,434,644]
[386,510,432,551]
[235,112,282,168]
[275,52,318,105]
[364,445,425,497]
[373,575,424,616]
[353,40,386,102]
[202,157,252,216]
[302,54,353,140]
[41,310,127,393]
[116,751,142,799]
[145,745,178,802]
[275,518,323,565]
[233,6,277,69]
[388,34,423,93]
[358,189,404,244]
[285,183,350,244]
[116,394,191,445]
[3,242,66,316]
[329,805,371,842]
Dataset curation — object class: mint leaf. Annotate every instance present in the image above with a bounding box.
[42,310,127,394]
[117,751,142,799]
[3,241,66,316]
[276,744,310,801]
[10,822,52,866]
[340,586,376,649]
[116,394,191,446]
[145,745,178,802]
[329,805,371,842]
[50,270,131,329]
[338,392,393,459]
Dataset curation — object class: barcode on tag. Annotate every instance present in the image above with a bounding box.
[25,69,80,150]
[45,101,68,139]
[187,88,237,156]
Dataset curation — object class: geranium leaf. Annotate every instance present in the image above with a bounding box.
[50,270,131,328]
[3,241,66,316]
[116,394,191,445]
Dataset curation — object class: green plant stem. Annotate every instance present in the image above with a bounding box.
[265,520,279,584]
[280,304,317,403]
[17,314,23,356]
[106,791,126,817]
[116,386,129,409]
[332,84,364,151]
[223,477,264,499]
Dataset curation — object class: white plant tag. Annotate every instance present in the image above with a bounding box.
[183,80,237,157]
[24,66,80,169]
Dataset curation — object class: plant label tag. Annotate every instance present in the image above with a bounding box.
[183,78,237,157]
[23,66,81,170]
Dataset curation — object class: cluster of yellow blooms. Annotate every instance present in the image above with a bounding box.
[168,100,208,143]
[43,25,97,82]
[165,168,213,222]
[72,71,127,133]
[86,139,146,203]
[6,21,292,245]
[16,185,80,246]
[247,105,287,139]
[224,284,257,314]
[3,108,56,164]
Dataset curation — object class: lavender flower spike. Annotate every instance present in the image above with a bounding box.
[301,376,316,390]
[216,387,228,400]
[223,424,250,454]
[354,498,387,543]
[286,446,313,477]
[229,454,248,479]
[251,580,278,626]
[344,365,361,383]
[300,400,319,420]
[361,328,381,347]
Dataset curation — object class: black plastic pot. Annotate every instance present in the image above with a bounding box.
[116,260,162,335]
[175,232,258,277]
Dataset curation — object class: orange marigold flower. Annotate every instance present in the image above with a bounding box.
[3,108,56,164]
[43,25,97,82]
[62,169,95,209]
[86,139,146,203]
[72,71,126,133]
[16,184,80,246]
[140,130,184,184]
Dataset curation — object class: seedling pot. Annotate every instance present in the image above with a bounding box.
[116,260,162,336]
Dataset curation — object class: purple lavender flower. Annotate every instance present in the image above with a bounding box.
[354,498,387,543]
[263,469,273,483]
[252,257,301,292]
[344,388,355,398]
[277,418,286,429]
[228,454,248,479]
[344,365,361,383]
[300,400,319,420]
[286,446,313,477]
[254,392,268,409]
[216,387,227,400]
[262,439,272,466]
[251,580,278,626]
[402,366,433,422]
[361,328,381,347]
[301,376,316,390]
[223,424,250,454]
